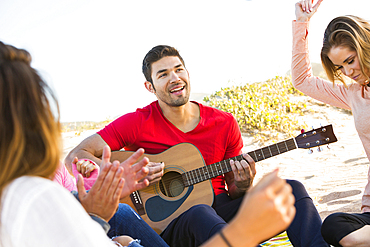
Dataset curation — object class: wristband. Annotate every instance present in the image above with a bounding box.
[219,229,233,247]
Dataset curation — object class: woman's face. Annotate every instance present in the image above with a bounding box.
[328,46,369,85]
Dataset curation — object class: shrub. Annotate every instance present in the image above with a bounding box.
[203,76,310,143]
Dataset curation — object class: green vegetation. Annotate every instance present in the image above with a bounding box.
[62,118,113,135]
[203,76,311,143]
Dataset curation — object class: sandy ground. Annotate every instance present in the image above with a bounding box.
[246,102,368,220]
[62,102,369,220]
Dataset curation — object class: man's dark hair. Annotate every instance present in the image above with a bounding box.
[142,45,185,84]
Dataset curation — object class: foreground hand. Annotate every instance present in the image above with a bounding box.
[116,148,150,199]
[230,153,256,192]
[232,169,296,242]
[295,0,323,22]
[77,146,124,222]
[73,158,96,178]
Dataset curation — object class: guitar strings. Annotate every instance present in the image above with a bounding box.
[137,142,300,194]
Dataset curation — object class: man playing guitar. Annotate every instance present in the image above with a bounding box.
[65,45,328,247]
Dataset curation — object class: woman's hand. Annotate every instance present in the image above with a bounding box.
[77,147,124,222]
[295,0,323,22]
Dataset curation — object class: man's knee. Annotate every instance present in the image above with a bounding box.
[114,203,141,221]
[286,179,310,200]
[186,204,216,218]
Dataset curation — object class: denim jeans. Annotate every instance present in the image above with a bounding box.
[108,203,169,247]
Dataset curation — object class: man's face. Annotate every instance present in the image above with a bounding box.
[150,56,190,107]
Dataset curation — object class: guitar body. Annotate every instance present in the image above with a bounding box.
[111,143,214,234]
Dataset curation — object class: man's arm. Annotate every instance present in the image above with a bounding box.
[65,133,107,173]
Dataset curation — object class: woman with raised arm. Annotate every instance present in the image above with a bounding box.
[293,0,370,246]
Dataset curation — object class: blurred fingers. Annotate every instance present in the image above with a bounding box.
[132,157,150,173]
[135,179,150,191]
[112,178,125,202]
[120,148,145,167]
[101,145,112,168]
[106,166,124,199]
[91,162,111,191]
[77,174,87,200]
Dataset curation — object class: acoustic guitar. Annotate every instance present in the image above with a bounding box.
[112,124,337,234]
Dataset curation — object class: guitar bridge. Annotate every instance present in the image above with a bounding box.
[130,191,146,216]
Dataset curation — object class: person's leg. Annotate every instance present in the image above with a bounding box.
[213,193,243,222]
[286,179,329,247]
[340,225,370,247]
[160,204,226,247]
[321,212,370,247]
[108,203,169,247]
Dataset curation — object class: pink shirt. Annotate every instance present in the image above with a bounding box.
[292,21,370,212]
[53,161,99,192]
[53,161,77,191]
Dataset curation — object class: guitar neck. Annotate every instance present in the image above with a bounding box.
[182,138,297,187]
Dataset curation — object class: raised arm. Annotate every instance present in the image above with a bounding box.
[292,0,352,110]
[295,0,323,23]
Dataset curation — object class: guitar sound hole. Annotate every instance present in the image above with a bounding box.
[159,171,184,197]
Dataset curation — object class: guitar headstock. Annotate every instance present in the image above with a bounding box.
[295,124,337,149]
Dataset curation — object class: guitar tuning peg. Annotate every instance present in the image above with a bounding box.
[317,147,323,152]
[327,145,330,150]
[308,149,313,154]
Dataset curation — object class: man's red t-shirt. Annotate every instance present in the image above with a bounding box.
[97,101,243,195]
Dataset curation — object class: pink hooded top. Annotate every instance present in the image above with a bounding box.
[53,161,99,192]
[292,21,370,212]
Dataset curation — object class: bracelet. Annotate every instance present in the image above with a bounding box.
[219,229,233,247]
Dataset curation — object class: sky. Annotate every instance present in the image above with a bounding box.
[1,0,369,122]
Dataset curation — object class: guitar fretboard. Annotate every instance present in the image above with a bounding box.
[182,138,297,187]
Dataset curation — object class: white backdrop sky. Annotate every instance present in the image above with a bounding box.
[1,0,369,122]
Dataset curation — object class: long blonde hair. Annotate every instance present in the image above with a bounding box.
[321,15,370,84]
[0,41,61,203]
